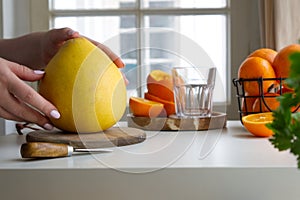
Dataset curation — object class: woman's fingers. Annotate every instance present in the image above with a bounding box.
[0,59,60,129]
[9,61,46,81]
[8,73,60,120]
[0,91,54,130]
[42,27,80,65]
[83,36,125,68]
[47,27,80,45]
[8,62,60,122]
[0,106,23,122]
[43,28,125,68]
[96,43,125,68]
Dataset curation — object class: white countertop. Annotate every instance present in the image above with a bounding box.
[1,121,300,200]
[0,121,297,171]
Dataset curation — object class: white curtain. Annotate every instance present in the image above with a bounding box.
[260,0,300,50]
[259,0,276,49]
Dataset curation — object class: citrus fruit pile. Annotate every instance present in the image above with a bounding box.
[238,44,300,137]
[238,44,300,115]
[129,70,176,117]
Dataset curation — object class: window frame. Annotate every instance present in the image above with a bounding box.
[29,0,261,120]
[48,1,230,99]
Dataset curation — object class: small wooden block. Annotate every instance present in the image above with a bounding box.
[127,112,227,131]
[26,127,146,149]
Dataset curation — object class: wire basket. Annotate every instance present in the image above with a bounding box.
[232,77,298,123]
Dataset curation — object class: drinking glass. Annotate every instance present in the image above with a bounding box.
[172,67,216,117]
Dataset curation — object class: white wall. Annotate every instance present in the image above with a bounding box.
[2,0,48,38]
[2,0,31,38]
[0,0,32,135]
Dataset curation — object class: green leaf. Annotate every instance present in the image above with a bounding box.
[268,52,300,169]
[270,135,291,151]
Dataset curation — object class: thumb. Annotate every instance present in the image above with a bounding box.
[49,27,80,44]
[9,62,45,82]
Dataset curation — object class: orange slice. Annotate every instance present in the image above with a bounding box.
[242,112,274,137]
[144,92,175,116]
[129,97,164,117]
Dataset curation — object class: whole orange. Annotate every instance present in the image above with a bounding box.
[276,85,295,95]
[273,44,300,78]
[241,92,256,115]
[252,92,300,113]
[252,93,280,113]
[238,57,276,96]
[248,48,277,64]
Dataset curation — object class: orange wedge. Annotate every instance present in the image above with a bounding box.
[144,92,176,116]
[242,112,274,137]
[129,97,164,117]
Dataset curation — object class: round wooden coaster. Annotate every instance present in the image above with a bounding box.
[26,127,146,148]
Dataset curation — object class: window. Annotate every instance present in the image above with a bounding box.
[23,0,261,121]
[0,0,261,135]
[49,0,228,107]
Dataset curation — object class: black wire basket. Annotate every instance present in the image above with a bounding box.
[232,77,298,124]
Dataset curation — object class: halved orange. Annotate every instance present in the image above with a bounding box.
[129,97,164,117]
[242,112,274,137]
[147,70,174,102]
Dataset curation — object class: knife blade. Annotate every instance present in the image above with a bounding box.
[20,142,113,158]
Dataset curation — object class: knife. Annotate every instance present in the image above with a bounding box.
[20,142,113,158]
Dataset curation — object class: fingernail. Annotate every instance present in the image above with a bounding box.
[114,59,125,68]
[67,29,79,36]
[34,70,45,75]
[50,110,61,119]
[43,123,53,130]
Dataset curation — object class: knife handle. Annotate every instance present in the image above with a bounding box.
[20,142,72,158]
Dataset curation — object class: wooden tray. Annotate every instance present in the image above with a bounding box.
[26,127,146,149]
[127,112,226,131]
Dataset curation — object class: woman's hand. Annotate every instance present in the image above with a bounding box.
[0,58,60,130]
[0,28,127,127]
[41,27,125,68]
[0,27,125,69]
[41,28,128,84]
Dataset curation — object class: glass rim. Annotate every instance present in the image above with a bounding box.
[172,66,216,69]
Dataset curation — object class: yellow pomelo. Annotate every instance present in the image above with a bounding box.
[39,37,126,133]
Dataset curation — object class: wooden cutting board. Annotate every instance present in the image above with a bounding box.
[26,127,146,149]
[127,112,226,131]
